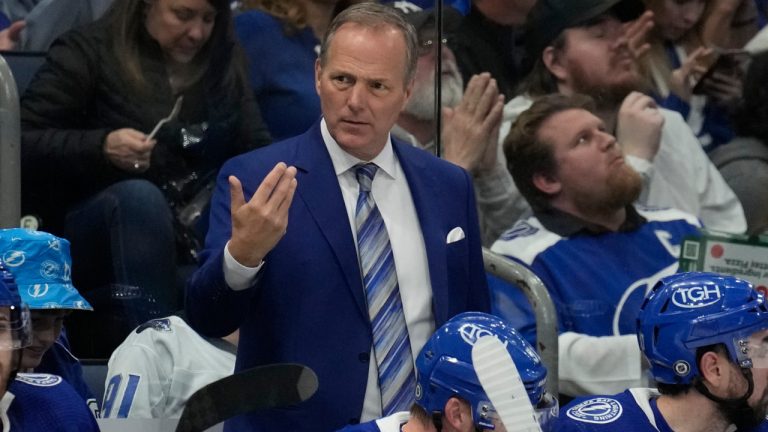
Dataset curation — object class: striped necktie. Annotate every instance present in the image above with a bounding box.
[354,163,416,415]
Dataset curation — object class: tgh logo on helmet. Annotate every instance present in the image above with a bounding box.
[458,323,508,348]
[671,285,722,308]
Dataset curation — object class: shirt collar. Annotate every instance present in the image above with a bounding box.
[321,118,398,179]
[534,205,647,237]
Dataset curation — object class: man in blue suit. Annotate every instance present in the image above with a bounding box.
[185,3,489,431]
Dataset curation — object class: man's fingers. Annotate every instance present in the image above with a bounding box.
[276,178,298,216]
[474,77,500,117]
[461,72,491,111]
[7,21,26,40]
[251,162,288,204]
[229,175,247,214]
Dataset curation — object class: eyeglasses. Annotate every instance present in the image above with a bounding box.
[417,37,450,56]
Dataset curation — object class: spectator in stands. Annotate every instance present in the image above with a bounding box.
[186,3,489,430]
[102,315,236,418]
[0,229,97,413]
[642,0,745,153]
[0,264,99,430]
[20,0,272,358]
[710,50,768,235]
[500,0,746,234]
[235,0,364,141]
[337,312,558,432]
[1,0,114,51]
[491,94,702,396]
[554,272,768,432]
[388,2,524,245]
[448,0,536,102]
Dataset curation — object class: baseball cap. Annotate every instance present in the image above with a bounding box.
[386,1,462,34]
[0,229,92,311]
[525,0,646,59]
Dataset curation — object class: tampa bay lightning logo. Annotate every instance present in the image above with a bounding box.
[28,284,49,298]
[671,285,722,308]
[39,260,60,280]
[136,318,172,334]
[566,397,623,424]
[16,373,62,387]
[2,251,25,267]
[499,221,539,241]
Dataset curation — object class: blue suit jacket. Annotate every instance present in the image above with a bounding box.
[186,121,489,431]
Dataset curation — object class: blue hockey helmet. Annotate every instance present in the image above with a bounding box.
[0,263,32,352]
[415,311,553,429]
[637,272,768,385]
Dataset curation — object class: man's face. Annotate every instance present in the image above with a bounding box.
[315,22,413,161]
[738,330,768,426]
[403,29,464,121]
[536,108,641,215]
[21,310,68,370]
[0,308,18,395]
[556,16,641,106]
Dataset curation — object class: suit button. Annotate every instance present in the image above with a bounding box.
[358,352,370,363]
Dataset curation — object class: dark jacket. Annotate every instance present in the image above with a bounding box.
[20,18,271,231]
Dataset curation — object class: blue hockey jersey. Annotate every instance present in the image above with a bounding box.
[555,388,673,431]
[557,388,768,431]
[489,206,702,345]
[3,373,98,431]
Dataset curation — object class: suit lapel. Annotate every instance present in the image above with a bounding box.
[394,142,450,325]
[292,123,368,318]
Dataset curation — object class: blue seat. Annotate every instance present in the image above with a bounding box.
[0,51,46,95]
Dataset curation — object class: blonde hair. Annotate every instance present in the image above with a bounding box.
[240,0,308,35]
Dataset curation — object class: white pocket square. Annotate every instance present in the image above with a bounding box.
[446,227,465,244]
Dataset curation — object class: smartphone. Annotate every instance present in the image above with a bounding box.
[690,48,750,94]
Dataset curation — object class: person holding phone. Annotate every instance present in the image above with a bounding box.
[641,0,746,153]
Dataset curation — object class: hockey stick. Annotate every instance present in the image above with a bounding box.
[175,363,318,432]
[472,336,542,432]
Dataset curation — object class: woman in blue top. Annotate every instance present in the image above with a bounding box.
[235,0,362,141]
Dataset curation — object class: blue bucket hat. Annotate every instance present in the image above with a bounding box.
[0,229,92,311]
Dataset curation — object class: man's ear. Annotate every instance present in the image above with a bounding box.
[315,59,322,95]
[532,171,561,195]
[698,350,731,396]
[442,397,473,431]
[542,45,569,83]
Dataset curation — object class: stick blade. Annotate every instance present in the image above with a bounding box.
[472,336,542,432]
[175,363,318,432]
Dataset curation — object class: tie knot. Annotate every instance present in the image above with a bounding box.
[355,163,378,193]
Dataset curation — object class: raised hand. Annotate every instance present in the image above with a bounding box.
[441,73,505,175]
[616,92,665,161]
[228,162,298,267]
[624,11,655,60]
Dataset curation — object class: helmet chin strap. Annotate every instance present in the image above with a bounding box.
[694,367,758,429]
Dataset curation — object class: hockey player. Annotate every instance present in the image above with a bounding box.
[0,228,96,410]
[101,314,237,418]
[338,311,558,432]
[0,264,98,430]
[555,272,768,431]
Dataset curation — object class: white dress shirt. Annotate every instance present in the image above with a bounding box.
[223,118,433,421]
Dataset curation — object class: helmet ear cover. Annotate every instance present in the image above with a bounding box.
[637,272,768,386]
